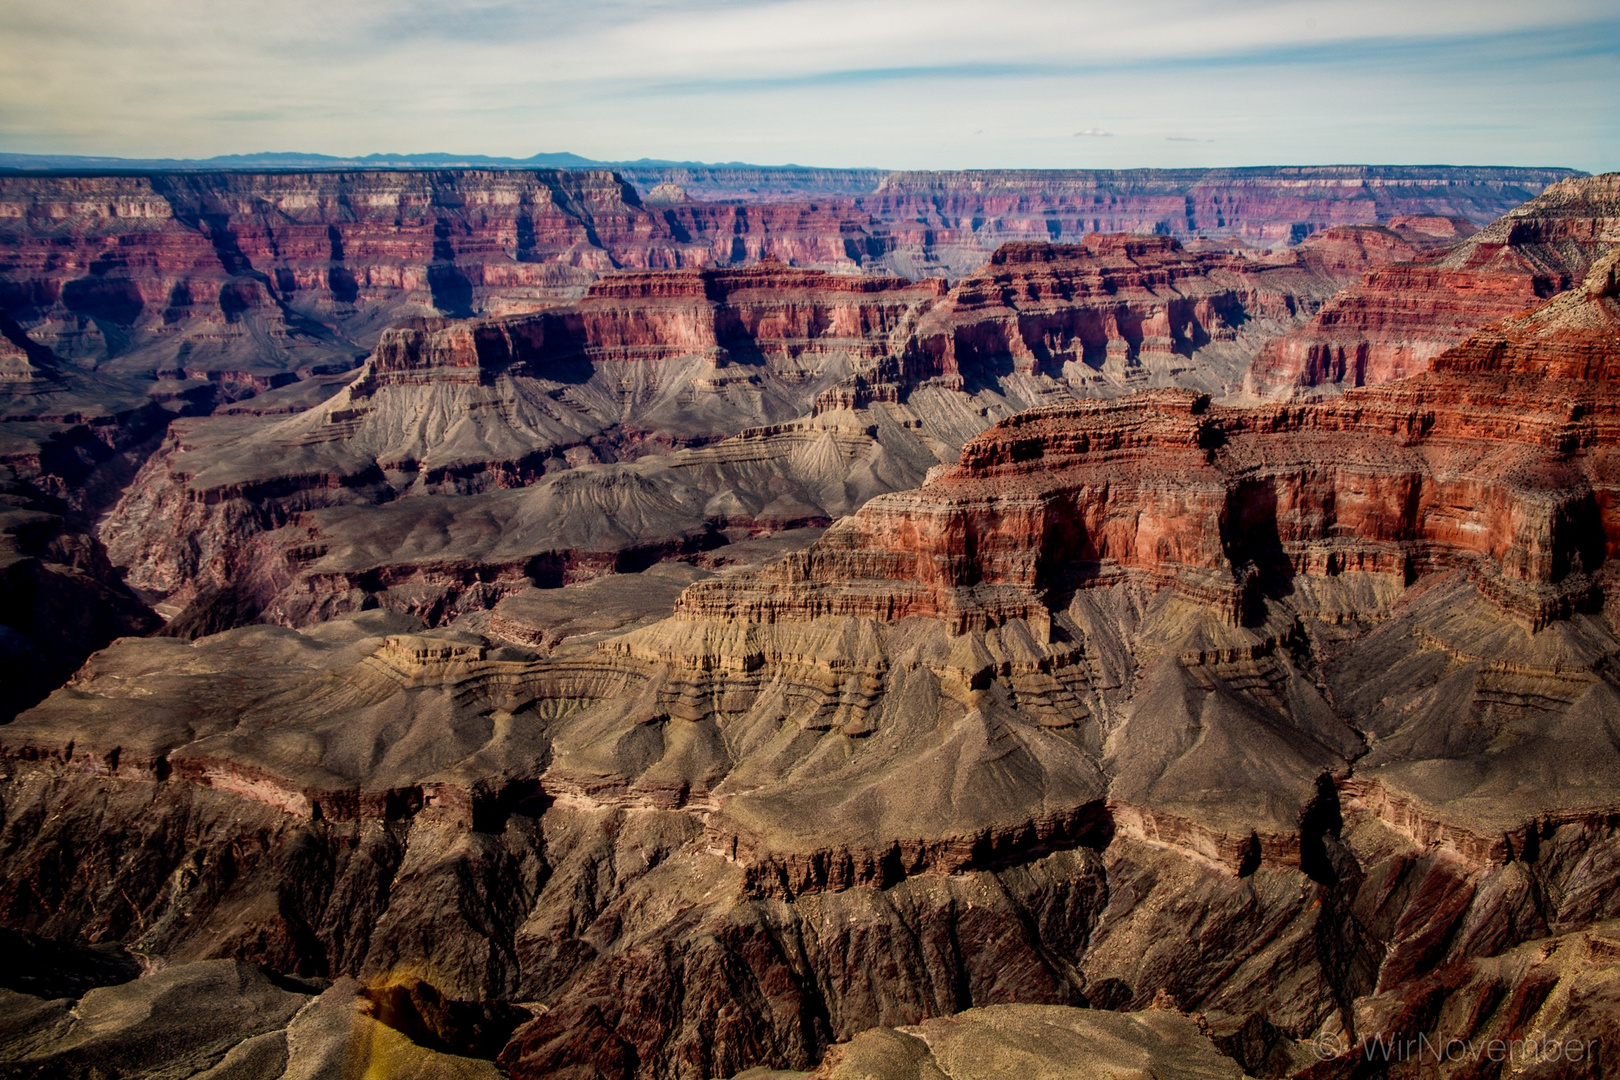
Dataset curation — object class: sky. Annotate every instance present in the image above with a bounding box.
[1,0,1616,172]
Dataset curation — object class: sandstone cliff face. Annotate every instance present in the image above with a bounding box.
[96,234,1385,636]
[1248,173,1620,397]
[651,233,1620,858]
[5,178,1620,1080]
[4,571,1619,1077]
[0,170,689,381]
[95,264,952,628]
[0,166,1568,388]
[848,167,1562,270]
[883,231,1390,398]
[2,260,1618,1075]
[630,166,1558,284]
[687,243,1620,640]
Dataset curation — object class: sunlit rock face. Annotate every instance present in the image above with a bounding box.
[0,165,1569,381]
[1248,173,1620,397]
[687,251,1620,637]
[94,231,1386,638]
[1,175,1619,1080]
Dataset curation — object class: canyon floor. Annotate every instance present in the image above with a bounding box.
[1,167,1618,1079]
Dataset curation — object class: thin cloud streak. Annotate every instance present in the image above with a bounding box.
[614,20,1620,96]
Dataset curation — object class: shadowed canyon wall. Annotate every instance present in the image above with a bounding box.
[0,166,1573,383]
[0,174,1618,1080]
[95,231,1398,637]
[1248,172,1620,397]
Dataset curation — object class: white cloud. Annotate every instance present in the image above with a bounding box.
[0,0,1614,170]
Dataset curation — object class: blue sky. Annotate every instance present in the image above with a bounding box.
[2,0,1615,171]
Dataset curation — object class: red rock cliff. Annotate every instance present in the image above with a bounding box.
[681,249,1620,634]
[0,170,701,376]
[830,228,1418,408]
[0,166,1572,382]
[351,261,947,393]
[1248,173,1620,396]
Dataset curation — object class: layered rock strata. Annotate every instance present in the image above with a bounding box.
[4,180,1620,1080]
[0,166,1570,384]
[848,166,1549,273]
[4,248,1619,1072]
[1249,172,1620,396]
[687,248,1620,640]
[5,581,1620,1078]
[856,230,1415,404]
[98,231,1402,635]
[659,246,1620,889]
[0,169,687,378]
[96,264,953,628]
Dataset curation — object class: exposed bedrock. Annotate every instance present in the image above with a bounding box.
[0,166,1569,384]
[7,509,1620,1077]
[0,955,506,1080]
[0,464,158,721]
[841,230,1395,406]
[3,722,1617,1078]
[0,374,205,716]
[1248,172,1620,397]
[0,169,685,381]
[803,1003,1258,1080]
[4,180,1619,1078]
[855,167,1566,252]
[684,247,1620,638]
[96,232,1389,635]
[360,260,946,386]
[95,279,954,630]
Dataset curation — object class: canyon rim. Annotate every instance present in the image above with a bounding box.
[2,1,1619,1078]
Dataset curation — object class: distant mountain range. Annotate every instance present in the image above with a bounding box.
[0,150,817,173]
